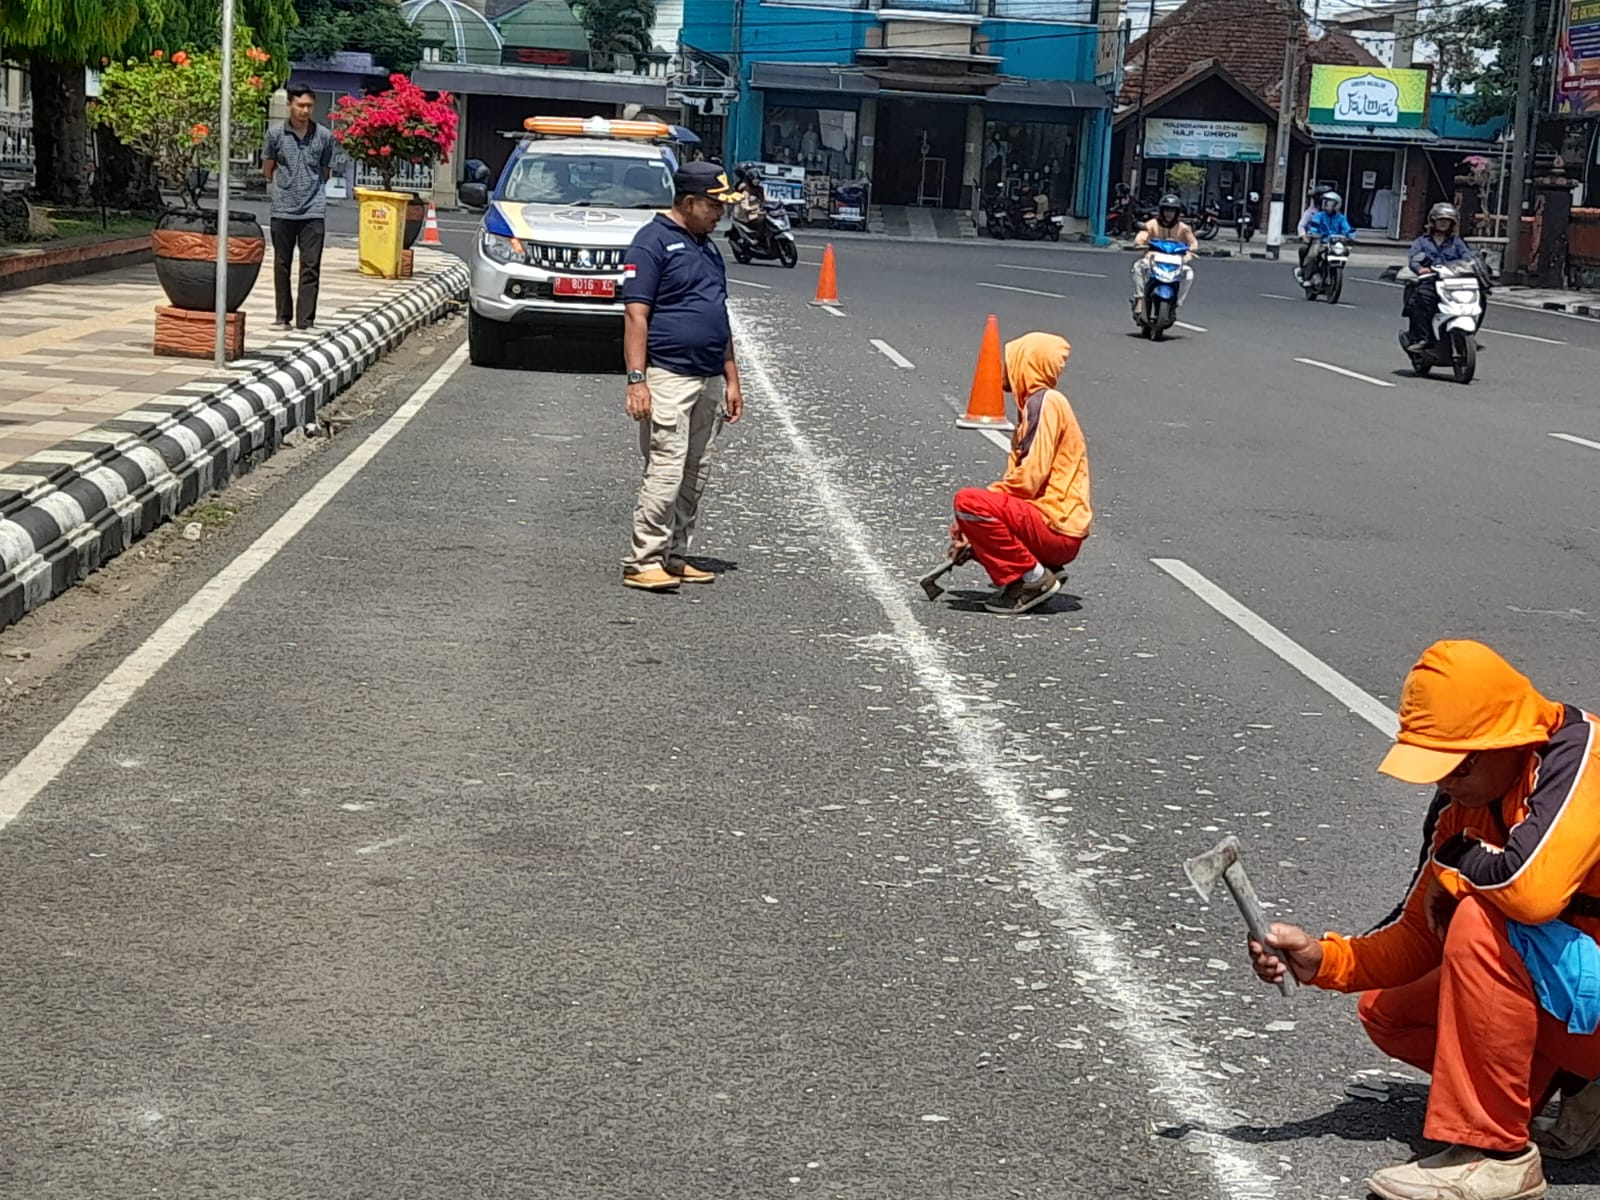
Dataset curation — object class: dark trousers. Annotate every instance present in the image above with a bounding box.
[1404,279,1436,343]
[270,217,325,327]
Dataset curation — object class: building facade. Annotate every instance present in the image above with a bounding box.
[680,0,1120,239]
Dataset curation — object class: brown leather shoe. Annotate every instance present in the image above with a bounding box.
[623,566,681,591]
[666,559,715,584]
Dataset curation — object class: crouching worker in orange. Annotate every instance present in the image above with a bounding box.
[1248,640,1600,1200]
[949,332,1092,616]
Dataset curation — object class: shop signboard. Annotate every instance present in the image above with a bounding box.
[1143,118,1267,162]
[1095,0,1126,91]
[1554,0,1600,115]
[1308,65,1429,128]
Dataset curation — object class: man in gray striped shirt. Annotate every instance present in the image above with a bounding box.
[263,85,334,331]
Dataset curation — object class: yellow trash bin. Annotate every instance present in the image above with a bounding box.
[355,187,409,279]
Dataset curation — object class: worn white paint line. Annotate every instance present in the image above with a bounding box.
[822,304,846,318]
[1481,327,1565,345]
[1293,356,1396,388]
[1551,432,1600,452]
[1260,292,1295,300]
[727,277,772,290]
[1152,558,1398,737]
[0,343,472,835]
[995,262,1108,279]
[869,338,915,370]
[734,306,1278,1200]
[976,281,1065,300]
[1174,319,1208,333]
[979,428,1013,453]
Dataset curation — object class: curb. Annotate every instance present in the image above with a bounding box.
[0,234,153,293]
[0,252,468,632]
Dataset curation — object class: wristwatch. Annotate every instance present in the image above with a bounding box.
[627,370,647,384]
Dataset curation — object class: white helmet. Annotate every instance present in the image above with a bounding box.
[1322,191,1342,212]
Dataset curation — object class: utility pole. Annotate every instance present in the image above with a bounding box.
[1130,0,1159,197]
[214,0,236,367]
[1503,0,1538,280]
[1264,2,1299,260]
[727,0,744,166]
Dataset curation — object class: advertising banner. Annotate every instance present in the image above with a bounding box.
[1308,65,1429,128]
[1554,0,1600,115]
[1143,118,1267,162]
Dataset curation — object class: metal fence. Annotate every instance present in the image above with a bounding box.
[354,160,433,192]
[0,109,33,178]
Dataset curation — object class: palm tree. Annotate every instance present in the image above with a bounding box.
[570,0,656,71]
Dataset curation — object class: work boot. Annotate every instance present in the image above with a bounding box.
[983,569,1060,615]
[1534,1082,1600,1160]
[1367,1144,1546,1200]
[665,558,715,584]
[623,566,681,592]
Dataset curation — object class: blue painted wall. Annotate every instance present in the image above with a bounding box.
[979,17,1098,83]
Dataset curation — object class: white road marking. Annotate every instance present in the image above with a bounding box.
[995,263,1108,279]
[822,304,846,318]
[1481,327,1565,345]
[733,307,1278,1200]
[979,428,1012,453]
[0,343,471,834]
[727,277,772,289]
[1174,320,1208,332]
[1151,558,1398,737]
[1260,293,1295,300]
[1551,432,1600,452]
[976,281,1065,299]
[1293,356,1396,387]
[869,338,914,369]
[1355,277,1600,323]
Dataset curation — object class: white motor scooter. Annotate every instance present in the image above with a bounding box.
[1399,258,1487,384]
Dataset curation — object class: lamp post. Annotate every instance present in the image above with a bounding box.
[214,0,236,367]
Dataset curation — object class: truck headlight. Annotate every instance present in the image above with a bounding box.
[481,231,524,264]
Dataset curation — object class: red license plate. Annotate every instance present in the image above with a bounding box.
[553,276,615,298]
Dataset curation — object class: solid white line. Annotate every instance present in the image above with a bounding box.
[1293,356,1396,388]
[869,338,914,369]
[0,342,472,834]
[1482,327,1565,345]
[727,277,772,289]
[733,307,1277,1200]
[1174,320,1208,333]
[976,281,1065,299]
[1152,558,1398,737]
[822,304,846,318]
[994,263,1108,279]
[1551,432,1600,452]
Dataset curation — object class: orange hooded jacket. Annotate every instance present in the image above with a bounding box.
[1315,641,1600,994]
[990,333,1093,540]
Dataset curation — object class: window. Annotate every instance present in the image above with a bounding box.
[989,0,1094,20]
[501,151,674,207]
[762,106,857,178]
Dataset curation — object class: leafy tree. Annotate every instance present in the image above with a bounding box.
[1416,0,1558,128]
[289,0,422,73]
[570,0,657,70]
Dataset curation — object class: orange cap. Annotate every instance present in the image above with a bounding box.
[1378,639,1563,784]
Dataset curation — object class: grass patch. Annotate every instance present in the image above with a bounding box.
[0,211,155,247]
[184,498,238,527]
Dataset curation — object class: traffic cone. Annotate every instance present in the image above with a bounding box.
[956,315,1013,431]
[809,242,840,306]
[421,202,443,246]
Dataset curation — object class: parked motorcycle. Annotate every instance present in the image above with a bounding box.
[728,201,798,268]
[1108,186,1138,237]
[985,194,1018,239]
[1399,258,1488,384]
[829,180,869,231]
[1300,235,1350,304]
[1195,195,1221,241]
[1133,238,1191,341]
[1013,200,1064,241]
[1229,191,1259,243]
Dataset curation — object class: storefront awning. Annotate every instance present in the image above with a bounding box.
[748,62,1110,109]
[412,62,669,106]
[1307,122,1439,146]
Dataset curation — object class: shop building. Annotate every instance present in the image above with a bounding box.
[679,0,1122,239]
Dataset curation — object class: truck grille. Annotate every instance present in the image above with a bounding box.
[525,244,625,272]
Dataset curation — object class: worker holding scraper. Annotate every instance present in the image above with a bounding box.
[936,332,1092,616]
[1245,640,1600,1200]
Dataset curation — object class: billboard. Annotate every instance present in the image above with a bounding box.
[1308,65,1429,129]
[1554,0,1600,115]
[1143,118,1267,162]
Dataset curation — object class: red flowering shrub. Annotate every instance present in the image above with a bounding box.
[330,73,457,191]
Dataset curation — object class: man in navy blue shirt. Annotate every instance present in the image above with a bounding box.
[620,161,746,592]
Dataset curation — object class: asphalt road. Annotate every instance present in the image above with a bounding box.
[3,231,1600,1200]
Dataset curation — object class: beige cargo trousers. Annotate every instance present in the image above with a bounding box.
[624,367,725,571]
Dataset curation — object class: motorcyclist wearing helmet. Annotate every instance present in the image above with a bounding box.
[1131,193,1198,316]
[1296,191,1356,284]
[1296,185,1330,241]
[733,164,769,227]
[1404,202,1477,350]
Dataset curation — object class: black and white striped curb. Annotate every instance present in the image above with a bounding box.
[0,252,468,631]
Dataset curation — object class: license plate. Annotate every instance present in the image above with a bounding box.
[553,276,615,298]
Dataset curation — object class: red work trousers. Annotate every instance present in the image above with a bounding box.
[953,488,1083,588]
[1358,895,1600,1151]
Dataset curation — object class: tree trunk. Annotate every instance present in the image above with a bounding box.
[95,128,164,213]
[29,57,93,208]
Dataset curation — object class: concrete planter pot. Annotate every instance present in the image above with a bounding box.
[151,208,265,312]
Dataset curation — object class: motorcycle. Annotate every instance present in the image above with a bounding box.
[1300,235,1350,304]
[1399,258,1488,384]
[1229,191,1259,243]
[1133,238,1190,341]
[1013,200,1064,241]
[985,194,1018,239]
[1195,195,1222,241]
[829,180,869,231]
[727,201,798,268]
[1108,188,1138,237]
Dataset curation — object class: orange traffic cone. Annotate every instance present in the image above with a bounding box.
[421,202,443,246]
[809,242,840,306]
[957,314,1013,431]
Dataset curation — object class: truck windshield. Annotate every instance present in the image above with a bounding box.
[501,152,673,208]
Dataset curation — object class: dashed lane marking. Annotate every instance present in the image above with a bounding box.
[994,263,1108,279]
[1293,356,1396,388]
[869,339,914,369]
[728,277,772,289]
[1174,320,1208,332]
[976,281,1065,299]
[1551,432,1600,452]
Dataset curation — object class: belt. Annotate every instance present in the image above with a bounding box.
[1563,894,1600,921]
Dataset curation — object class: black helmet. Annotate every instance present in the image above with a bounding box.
[1159,192,1181,210]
